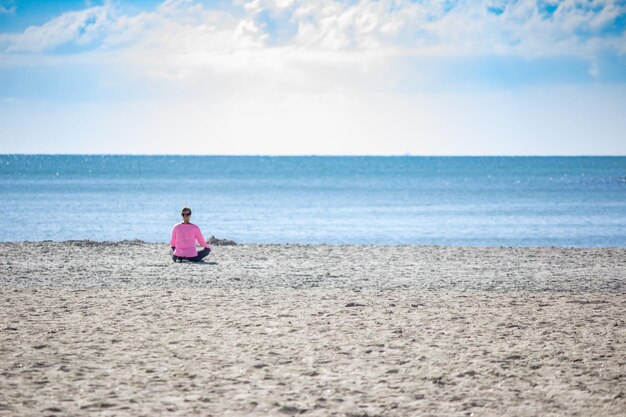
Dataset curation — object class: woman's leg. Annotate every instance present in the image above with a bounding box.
[188,247,210,262]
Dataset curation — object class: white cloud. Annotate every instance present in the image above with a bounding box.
[157,0,204,17]
[0,4,112,53]
[0,0,623,90]
[1,1,623,55]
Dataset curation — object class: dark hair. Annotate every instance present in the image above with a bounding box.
[181,207,192,215]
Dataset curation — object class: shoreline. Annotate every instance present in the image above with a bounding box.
[4,239,626,249]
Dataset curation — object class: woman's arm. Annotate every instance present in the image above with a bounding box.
[170,227,177,249]
[196,227,210,249]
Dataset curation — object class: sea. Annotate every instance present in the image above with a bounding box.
[1,155,625,247]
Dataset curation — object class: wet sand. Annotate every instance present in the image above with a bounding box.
[1,242,625,416]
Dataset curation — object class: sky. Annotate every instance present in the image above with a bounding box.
[0,0,625,155]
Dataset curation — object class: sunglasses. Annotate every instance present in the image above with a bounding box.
[181,212,191,216]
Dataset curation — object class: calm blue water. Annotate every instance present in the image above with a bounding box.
[1,155,625,246]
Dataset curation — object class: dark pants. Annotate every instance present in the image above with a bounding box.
[172,247,211,263]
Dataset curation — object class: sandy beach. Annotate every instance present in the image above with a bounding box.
[1,242,625,416]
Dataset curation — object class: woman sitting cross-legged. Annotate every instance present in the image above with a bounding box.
[170,207,211,263]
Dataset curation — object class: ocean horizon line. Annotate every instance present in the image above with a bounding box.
[2,153,625,158]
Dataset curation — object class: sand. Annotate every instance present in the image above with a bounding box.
[0,242,625,416]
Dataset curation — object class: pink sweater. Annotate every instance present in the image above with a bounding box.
[170,223,210,257]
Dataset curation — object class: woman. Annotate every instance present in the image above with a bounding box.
[170,207,211,262]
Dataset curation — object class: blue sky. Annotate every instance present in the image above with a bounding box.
[0,0,625,155]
